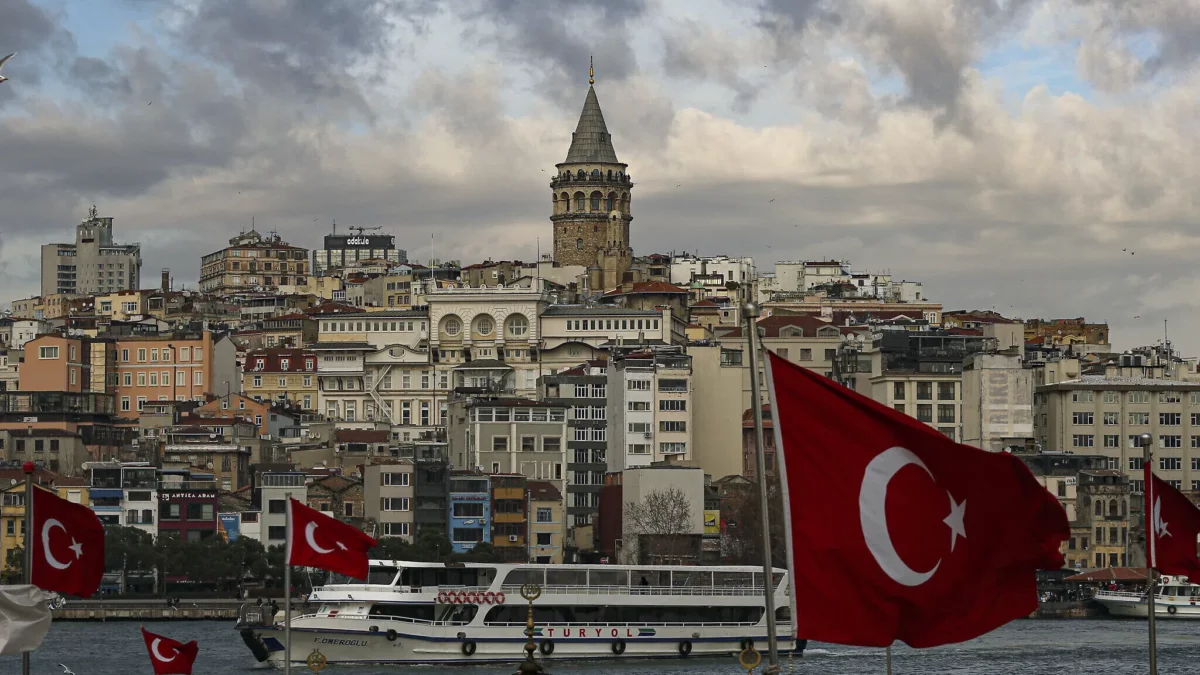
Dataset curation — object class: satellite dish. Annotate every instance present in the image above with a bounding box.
[322,460,328,467]
[9,479,16,486]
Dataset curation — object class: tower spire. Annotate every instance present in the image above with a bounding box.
[589,55,594,85]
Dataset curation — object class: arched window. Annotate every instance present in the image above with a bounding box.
[591,191,602,210]
[561,192,570,212]
[506,314,529,337]
[1109,499,1119,516]
[576,169,585,179]
[1094,500,1102,516]
[474,315,494,336]
[576,238,584,250]
[591,169,600,179]
[574,192,585,211]
[607,170,613,180]
[593,225,599,232]
[606,192,617,211]
[442,316,462,337]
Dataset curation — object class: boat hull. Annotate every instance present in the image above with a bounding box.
[1095,597,1200,618]
[241,620,797,666]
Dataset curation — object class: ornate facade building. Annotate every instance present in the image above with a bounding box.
[550,67,634,292]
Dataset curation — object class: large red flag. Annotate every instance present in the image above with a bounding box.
[286,498,377,579]
[766,351,1069,647]
[141,627,199,675]
[30,488,104,598]
[1144,469,1200,579]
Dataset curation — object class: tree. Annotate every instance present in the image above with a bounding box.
[718,481,787,568]
[461,541,502,563]
[3,547,23,584]
[623,487,694,564]
[104,525,156,573]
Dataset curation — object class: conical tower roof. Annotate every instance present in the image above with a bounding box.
[564,86,620,164]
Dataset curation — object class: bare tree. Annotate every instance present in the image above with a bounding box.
[623,487,693,564]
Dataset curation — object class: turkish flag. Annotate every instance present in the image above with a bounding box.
[141,627,199,675]
[30,488,104,598]
[1144,470,1200,579]
[286,498,377,579]
[766,352,1069,648]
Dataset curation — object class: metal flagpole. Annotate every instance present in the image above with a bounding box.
[1139,433,1156,675]
[284,500,293,675]
[743,302,780,673]
[22,461,34,675]
[886,645,893,675]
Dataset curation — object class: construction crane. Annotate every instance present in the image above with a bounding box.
[348,226,382,235]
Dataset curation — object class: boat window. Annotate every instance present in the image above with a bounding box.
[369,604,436,621]
[589,569,628,587]
[776,606,791,621]
[483,604,764,625]
[713,571,754,588]
[444,569,480,587]
[546,569,587,586]
[672,570,712,587]
[633,570,669,587]
[367,566,397,586]
[503,568,545,587]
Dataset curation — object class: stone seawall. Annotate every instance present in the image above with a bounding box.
[53,599,245,621]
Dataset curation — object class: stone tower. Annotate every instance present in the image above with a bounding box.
[550,62,633,291]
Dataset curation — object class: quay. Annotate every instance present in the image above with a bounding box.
[53,598,246,621]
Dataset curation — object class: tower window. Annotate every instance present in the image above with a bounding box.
[607,192,616,211]
[591,192,602,210]
[591,169,600,179]
[574,193,585,211]
[594,225,599,232]
[577,170,585,179]
[576,239,584,250]
[607,170,613,180]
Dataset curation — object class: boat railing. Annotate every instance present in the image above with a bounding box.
[1094,589,1143,599]
[499,584,772,597]
[290,612,469,627]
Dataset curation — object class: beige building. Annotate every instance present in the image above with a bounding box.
[605,347,693,471]
[1034,371,1200,492]
[199,230,310,295]
[241,347,318,411]
[527,480,565,564]
[961,352,1034,453]
[446,398,567,493]
[363,460,416,540]
[618,464,706,565]
[687,344,746,480]
[41,207,142,297]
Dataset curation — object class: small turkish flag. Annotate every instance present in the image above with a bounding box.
[1144,470,1200,579]
[286,498,377,579]
[141,627,199,675]
[766,352,1069,647]
[30,488,104,598]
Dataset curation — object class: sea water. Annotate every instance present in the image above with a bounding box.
[4,619,1199,674]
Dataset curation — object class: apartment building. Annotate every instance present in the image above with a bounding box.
[669,255,756,306]
[446,398,567,492]
[199,230,310,295]
[0,428,90,477]
[412,440,450,537]
[363,460,415,540]
[157,469,220,542]
[490,474,528,562]
[605,347,693,472]
[261,312,318,347]
[961,351,1034,453]
[41,208,142,296]
[538,305,673,368]
[527,480,565,564]
[18,335,91,393]
[161,425,252,491]
[427,287,546,398]
[258,471,307,546]
[110,331,238,416]
[312,231,406,276]
[241,348,318,411]
[87,461,158,536]
[1034,373,1200,492]
[539,363,608,539]
[449,472,491,554]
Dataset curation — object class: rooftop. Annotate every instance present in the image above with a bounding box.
[563,86,620,164]
[542,305,659,316]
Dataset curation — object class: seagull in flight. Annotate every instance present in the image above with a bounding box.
[0,53,14,84]
[59,664,75,675]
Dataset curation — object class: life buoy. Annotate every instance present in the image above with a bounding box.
[1167,605,1178,615]
[461,641,477,656]
[611,639,626,655]
[484,591,496,604]
[385,629,398,642]
[436,591,449,604]
[678,641,692,656]
[467,591,479,604]
[451,592,463,604]
[496,592,506,604]
[740,637,754,651]
[368,625,379,633]
[540,640,555,656]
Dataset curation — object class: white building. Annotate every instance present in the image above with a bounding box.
[669,255,756,305]
[606,347,693,472]
[259,471,308,547]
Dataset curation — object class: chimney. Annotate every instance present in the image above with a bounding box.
[161,269,171,293]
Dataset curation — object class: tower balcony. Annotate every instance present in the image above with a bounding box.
[550,175,633,189]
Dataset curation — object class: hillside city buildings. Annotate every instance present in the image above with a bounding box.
[1,71,1196,576]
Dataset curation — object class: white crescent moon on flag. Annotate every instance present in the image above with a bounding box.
[305,521,336,554]
[859,446,940,587]
[41,519,72,571]
[150,638,177,662]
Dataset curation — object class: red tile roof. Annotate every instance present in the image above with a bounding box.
[1064,567,1148,582]
[243,348,317,373]
[527,480,562,501]
[306,302,359,316]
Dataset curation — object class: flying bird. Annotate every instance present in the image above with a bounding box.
[769,199,775,202]
[59,665,75,675]
[0,53,15,84]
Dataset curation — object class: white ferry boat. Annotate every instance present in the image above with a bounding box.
[1093,575,1200,618]
[237,560,799,667]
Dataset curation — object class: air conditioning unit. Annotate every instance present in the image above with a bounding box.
[643,432,653,439]
[508,535,519,543]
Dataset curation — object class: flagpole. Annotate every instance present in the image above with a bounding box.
[284,500,293,675]
[22,461,33,675]
[1139,433,1156,675]
[886,645,893,675]
[743,302,780,673]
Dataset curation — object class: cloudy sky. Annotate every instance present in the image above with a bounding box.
[2,0,1199,355]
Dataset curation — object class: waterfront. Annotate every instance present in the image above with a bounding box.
[1,619,1198,674]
